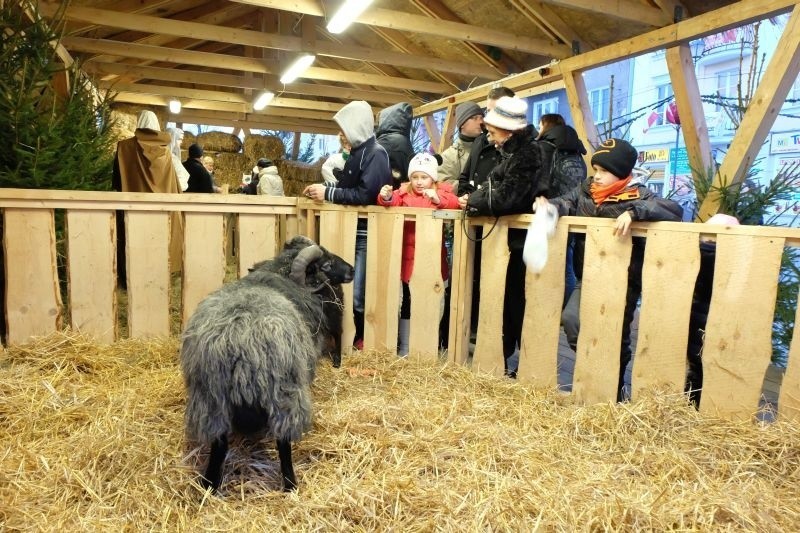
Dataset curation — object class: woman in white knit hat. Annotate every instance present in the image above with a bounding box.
[461,95,547,377]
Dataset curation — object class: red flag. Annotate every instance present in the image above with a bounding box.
[642,110,659,133]
[666,101,680,125]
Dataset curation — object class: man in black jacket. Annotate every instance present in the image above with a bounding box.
[183,144,216,193]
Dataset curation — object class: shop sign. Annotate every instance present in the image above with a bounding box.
[770,131,800,154]
[638,149,669,163]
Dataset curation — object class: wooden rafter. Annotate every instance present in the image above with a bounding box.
[508,0,593,51]
[228,0,573,58]
[539,0,672,26]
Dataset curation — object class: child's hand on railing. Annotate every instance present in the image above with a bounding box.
[422,189,440,205]
[380,185,393,201]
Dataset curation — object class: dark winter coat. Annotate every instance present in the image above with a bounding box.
[323,136,392,206]
[457,131,503,196]
[376,102,414,184]
[537,124,588,196]
[465,125,544,217]
[686,241,718,405]
[183,157,215,193]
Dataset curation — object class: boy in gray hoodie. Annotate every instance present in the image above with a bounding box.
[303,100,392,349]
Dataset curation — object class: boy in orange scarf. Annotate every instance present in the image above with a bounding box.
[535,138,683,401]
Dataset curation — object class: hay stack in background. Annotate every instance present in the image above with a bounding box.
[281,160,324,196]
[196,131,242,154]
[108,104,167,144]
[213,152,248,191]
[181,131,196,149]
[2,331,800,530]
[244,134,285,163]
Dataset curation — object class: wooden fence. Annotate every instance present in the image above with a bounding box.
[2,189,799,422]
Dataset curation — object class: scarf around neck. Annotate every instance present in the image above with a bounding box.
[590,176,634,205]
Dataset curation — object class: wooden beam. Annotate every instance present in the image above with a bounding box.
[424,115,442,153]
[438,104,457,153]
[697,4,800,220]
[178,111,339,135]
[415,0,799,115]
[509,0,593,51]
[81,62,418,104]
[665,45,713,190]
[44,4,497,79]
[563,70,599,168]
[540,0,671,27]
[63,37,450,94]
[103,82,343,112]
[230,0,573,58]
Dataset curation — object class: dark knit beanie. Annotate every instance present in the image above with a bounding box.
[455,101,482,129]
[257,157,273,168]
[188,143,204,159]
[590,138,638,178]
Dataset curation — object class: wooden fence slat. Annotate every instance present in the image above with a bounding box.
[182,213,226,327]
[778,283,800,421]
[408,214,445,360]
[126,211,170,339]
[701,234,785,420]
[365,212,404,353]
[631,230,700,399]
[572,227,633,404]
[517,221,569,387]
[319,211,359,354]
[448,219,475,365]
[67,210,116,343]
[237,214,278,278]
[473,223,509,377]
[3,209,61,345]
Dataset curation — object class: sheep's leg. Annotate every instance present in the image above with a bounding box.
[201,435,228,492]
[331,336,342,368]
[276,438,297,491]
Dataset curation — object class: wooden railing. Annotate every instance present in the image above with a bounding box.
[2,189,799,422]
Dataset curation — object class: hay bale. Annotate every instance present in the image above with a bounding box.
[212,152,249,191]
[244,134,285,163]
[196,131,242,154]
[280,159,323,196]
[3,331,800,530]
[182,131,196,149]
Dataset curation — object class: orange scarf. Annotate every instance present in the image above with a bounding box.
[590,176,633,205]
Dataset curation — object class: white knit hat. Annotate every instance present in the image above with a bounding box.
[407,153,439,182]
[484,96,528,131]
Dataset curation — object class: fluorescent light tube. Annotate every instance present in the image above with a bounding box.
[326,0,374,34]
[168,99,181,114]
[253,91,275,111]
[279,54,316,84]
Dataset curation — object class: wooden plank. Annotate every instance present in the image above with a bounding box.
[182,213,226,327]
[3,209,62,345]
[438,104,456,153]
[563,70,599,167]
[125,211,170,339]
[66,210,117,343]
[698,4,800,220]
[572,227,633,404]
[237,214,278,278]
[778,284,800,421]
[408,214,445,360]
[448,218,475,365]
[631,230,700,399]
[365,212,404,353]
[666,45,713,191]
[517,220,569,387]
[701,234,785,420]
[424,115,442,153]
[472,223,509,377]
[319,211,359,355]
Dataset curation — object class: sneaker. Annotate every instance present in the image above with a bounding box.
[353,338,364,351]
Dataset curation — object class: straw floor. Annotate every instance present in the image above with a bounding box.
[1,332,799,531]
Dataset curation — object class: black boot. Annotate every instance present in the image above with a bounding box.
[353,311,364,349]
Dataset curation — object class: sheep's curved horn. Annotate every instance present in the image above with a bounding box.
[289,245,324,285]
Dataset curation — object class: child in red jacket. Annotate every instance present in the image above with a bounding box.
[378,153,460,355]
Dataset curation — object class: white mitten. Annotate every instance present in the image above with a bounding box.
[523,201,559,273]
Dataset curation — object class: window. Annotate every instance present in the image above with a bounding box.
[532,97,558,125]
[589,87,610,124]
[655,84,674,126]
[716,69,739,112]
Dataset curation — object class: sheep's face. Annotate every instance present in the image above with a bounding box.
[312,251,354,285]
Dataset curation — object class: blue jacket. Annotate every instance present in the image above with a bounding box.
[323,136,392,205]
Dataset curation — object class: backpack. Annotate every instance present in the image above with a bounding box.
[539,140,587,198]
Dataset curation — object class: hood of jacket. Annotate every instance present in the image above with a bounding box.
[376,102,413,138]
[540,124,587,154]
[258,165,279,176]
[334,100,375,148]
